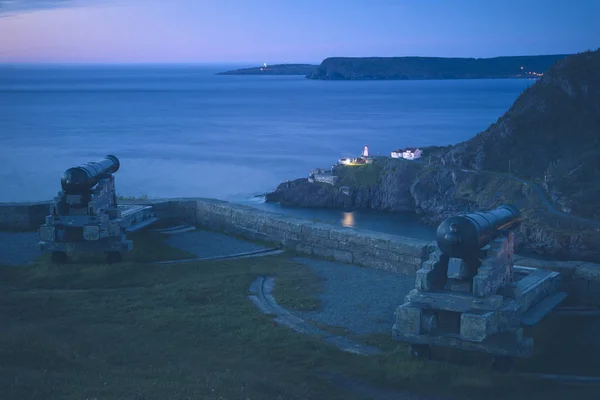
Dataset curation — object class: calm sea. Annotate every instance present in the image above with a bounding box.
[0,65,533,236]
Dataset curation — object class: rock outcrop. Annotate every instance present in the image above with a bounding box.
[266,158,421,212]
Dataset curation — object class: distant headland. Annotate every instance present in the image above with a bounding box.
[306,54,571,80]
[216,63,318,75]
[217,55,572,80]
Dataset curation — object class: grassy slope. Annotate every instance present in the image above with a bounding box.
[444,49,600,219]
[335,162,384,188]
[1,232,600,399]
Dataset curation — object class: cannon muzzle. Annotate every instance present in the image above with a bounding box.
[436,204,520,259]
[61,155,120,194]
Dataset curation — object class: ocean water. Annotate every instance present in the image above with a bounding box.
[0,65,532,233]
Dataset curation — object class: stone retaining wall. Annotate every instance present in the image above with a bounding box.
[2,197,600,305]
[193,198,434,275]
[511,256,600,306]
[0,201,51,231]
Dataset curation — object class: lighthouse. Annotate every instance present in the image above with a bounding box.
[362,145,369,158]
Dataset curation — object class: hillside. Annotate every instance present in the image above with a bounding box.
[267,50,600,261]
[217,64,318,75]
[306,54,569,80]
[441,49,600,219]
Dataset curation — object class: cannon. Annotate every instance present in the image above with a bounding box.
[61,155,120,194]
[436,204,520,260]
[393,204,567,371]
[39,155,158,264]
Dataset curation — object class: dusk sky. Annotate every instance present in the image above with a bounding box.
[0,0,598,64]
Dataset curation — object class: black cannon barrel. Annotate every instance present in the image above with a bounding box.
[436,204,520,259]
[61,155,120,194]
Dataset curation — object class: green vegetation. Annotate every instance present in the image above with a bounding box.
[307,54,569,80]
[442,49,600,220]
[335,162,383,188]
[272,263,324,311]
[419,145,453,162]
[1,232,599,399]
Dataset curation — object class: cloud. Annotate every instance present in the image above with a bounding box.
[0,0,110,15]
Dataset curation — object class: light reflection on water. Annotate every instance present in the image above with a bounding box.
[341,212,355,228]
[232,196,436,240]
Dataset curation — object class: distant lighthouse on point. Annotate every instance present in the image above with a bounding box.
[362,145,369,158]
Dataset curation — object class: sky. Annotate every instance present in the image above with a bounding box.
[0,0,598,64]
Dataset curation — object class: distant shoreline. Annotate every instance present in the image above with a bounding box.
[306,54,569,80]
[217,54,570,80]
[216,63,318,75]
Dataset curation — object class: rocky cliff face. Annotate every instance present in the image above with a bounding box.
[267,50,600,261]
[306,55,569,80]
[441,49,600,219]
[266,158,421,212]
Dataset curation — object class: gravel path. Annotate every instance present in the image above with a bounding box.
[164,229,268,258]
[291,257,416,335]
[0,232,40,265]
[249,276,382,356]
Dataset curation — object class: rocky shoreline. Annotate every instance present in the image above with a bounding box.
[265,157,600,263]
[267,49,600,262]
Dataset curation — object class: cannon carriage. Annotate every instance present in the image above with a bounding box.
[392,205,568,371]
[39,155,158,263]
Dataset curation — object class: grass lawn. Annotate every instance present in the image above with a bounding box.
[1,232,599,400]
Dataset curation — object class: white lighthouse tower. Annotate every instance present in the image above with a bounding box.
[362,145,369,158]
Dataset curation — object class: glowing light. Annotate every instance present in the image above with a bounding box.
[342,212,355,228]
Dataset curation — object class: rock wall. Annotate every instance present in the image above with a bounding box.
[311,175,338,185]
[1,197,600,306]
[514,256,600,307]
[0,201,51,231]
[193,198,434,275]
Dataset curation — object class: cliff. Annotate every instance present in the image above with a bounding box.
[267,50,600,261]
[440,50,600,219]
[306,54,570,80]
[217,64,318,75]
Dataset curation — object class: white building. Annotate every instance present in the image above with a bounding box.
[362,145,369,157]
[391,147,423,160]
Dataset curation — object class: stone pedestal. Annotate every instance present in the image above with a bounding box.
[393,233,564,359]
